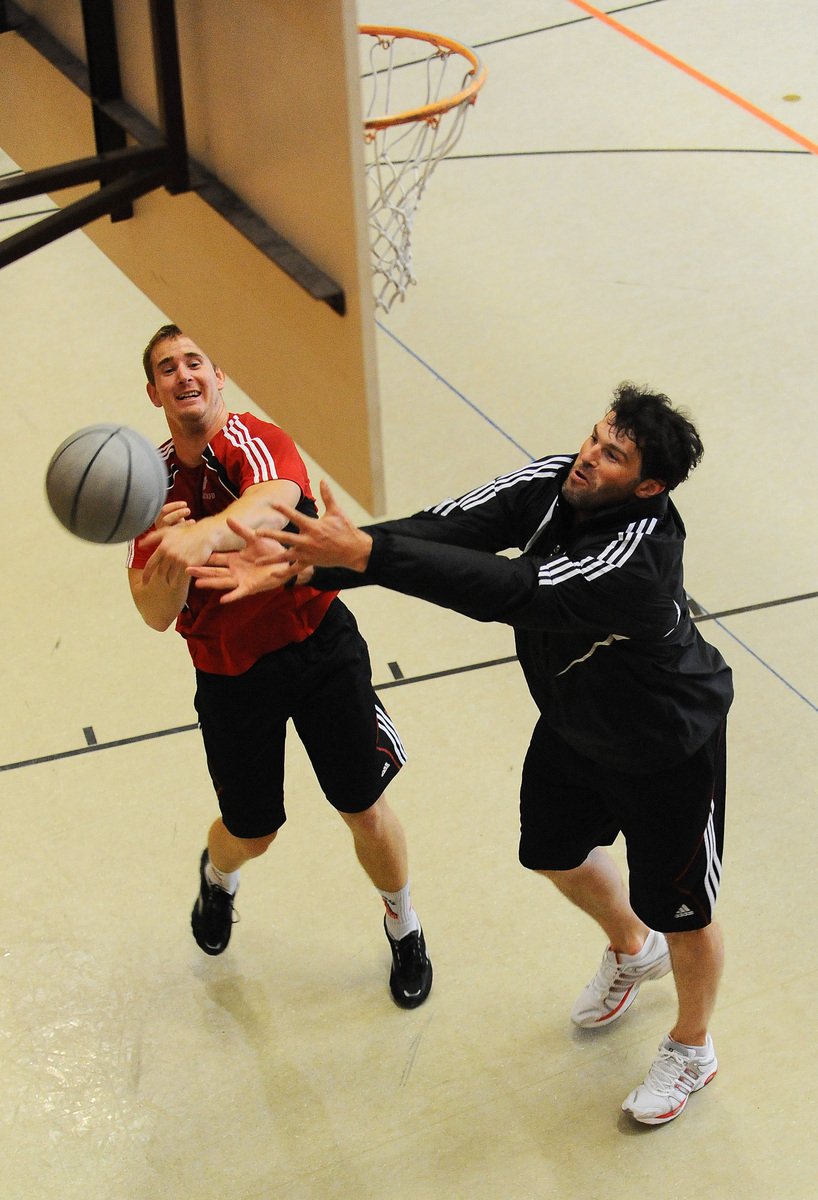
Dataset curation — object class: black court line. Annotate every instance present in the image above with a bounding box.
[360,1,669,80]
[471,0,671,51]
[691,591,818,623]
[446,147,810,161]
[0,723,200,774]
[9,146,809,233]
[1,591,813,776]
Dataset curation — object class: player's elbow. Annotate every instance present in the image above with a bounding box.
[132,595,178,632]
[143,611,175,632]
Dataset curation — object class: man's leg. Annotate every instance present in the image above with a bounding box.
[538,848,672,1029]
[540,846,650,955]
[547,850,723,1042]
[339,795,408,893]
[666,921,724,1046]
[340,796,432,1009]
[191,819,278,956]
[192,657,288,956]
[207,816,277,873]
[519,719,671,1028]
[621,923,722,1124]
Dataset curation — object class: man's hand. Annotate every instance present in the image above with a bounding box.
[155,500,193,529]
[141,516,220,586]
[269,480,372,571]
[141,479,302,586]
[128,502,197,630]
[188,481,370,602]
[188,516,303,603]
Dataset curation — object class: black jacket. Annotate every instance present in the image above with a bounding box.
[313,454,733,773]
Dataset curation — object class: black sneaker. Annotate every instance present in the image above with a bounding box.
[384,917,433,1009]
[191,849,238,955]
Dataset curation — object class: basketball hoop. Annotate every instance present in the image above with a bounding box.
[359,26,488,314]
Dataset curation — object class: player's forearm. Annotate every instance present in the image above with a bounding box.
[347,528,539,625]
[196,482,300,554]
[129,571,189,631]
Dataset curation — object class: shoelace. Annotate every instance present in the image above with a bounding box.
[644,1048,699,1098]
[204,884,240,925]
[589,953,629,1000]
[394,932,424,978]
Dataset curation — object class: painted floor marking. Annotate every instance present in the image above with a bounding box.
[567,0,818,156]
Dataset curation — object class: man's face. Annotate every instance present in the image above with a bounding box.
[561,414,663,516]
[146,335,225,429]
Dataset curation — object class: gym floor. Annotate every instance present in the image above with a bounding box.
[2,2,817,1197]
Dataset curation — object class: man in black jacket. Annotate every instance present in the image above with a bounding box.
[190,383,733,1126]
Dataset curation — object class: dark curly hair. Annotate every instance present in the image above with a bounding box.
[608,382,703,491]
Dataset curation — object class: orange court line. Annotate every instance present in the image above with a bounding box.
[566,0,818,156]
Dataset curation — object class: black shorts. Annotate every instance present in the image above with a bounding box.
[518,718,727,932]
[193,600,406,838]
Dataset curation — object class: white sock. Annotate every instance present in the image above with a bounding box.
[379,882,420,941]
[666,1035,706,1054]
[205,856,240,895]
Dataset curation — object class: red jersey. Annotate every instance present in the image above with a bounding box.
[128,412,336,675]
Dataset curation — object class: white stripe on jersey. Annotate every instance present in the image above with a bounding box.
[536,517,658,588]
[221,415,279,484]
[426,455,574,517]
[375,702,407,766]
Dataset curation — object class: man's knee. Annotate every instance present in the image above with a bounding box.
[253,830,278,855]
[229,829,278,859]
[340,795,399,839]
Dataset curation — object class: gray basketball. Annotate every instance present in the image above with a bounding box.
[45,424,167,544]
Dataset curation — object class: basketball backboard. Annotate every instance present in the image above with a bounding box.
[0,0,384,512]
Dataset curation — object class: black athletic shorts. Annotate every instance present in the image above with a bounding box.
[518,718,727,932]
[193,600,406,838]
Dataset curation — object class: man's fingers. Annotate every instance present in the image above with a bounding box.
[198,552,233,568]
[319,478,337,514]
[141,553,159,584]
[188,565,231,580]
[270,501,303,528]
[192,576,234,591]
[225,515,255,541]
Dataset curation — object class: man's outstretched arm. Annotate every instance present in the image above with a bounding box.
[188,480,372,602]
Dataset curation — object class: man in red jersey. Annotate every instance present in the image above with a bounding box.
[126,325,431,1009]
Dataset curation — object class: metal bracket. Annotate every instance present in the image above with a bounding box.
[0,0,345,313]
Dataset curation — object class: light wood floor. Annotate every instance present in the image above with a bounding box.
[2,3,817,1197]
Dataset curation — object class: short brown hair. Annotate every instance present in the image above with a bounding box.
[142,323,183,382]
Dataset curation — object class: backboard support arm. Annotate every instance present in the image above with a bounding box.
[0,0,345,313]
[80,0,133,220]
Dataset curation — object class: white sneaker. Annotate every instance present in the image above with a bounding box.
[622,1035,718,1124]
[570,929,671,1028]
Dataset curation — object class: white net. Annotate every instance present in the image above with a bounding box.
[360,28,487,314]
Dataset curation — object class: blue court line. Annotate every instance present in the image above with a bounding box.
[710,617,817,713]
[376,320,535,460]
[376,323,818,718]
